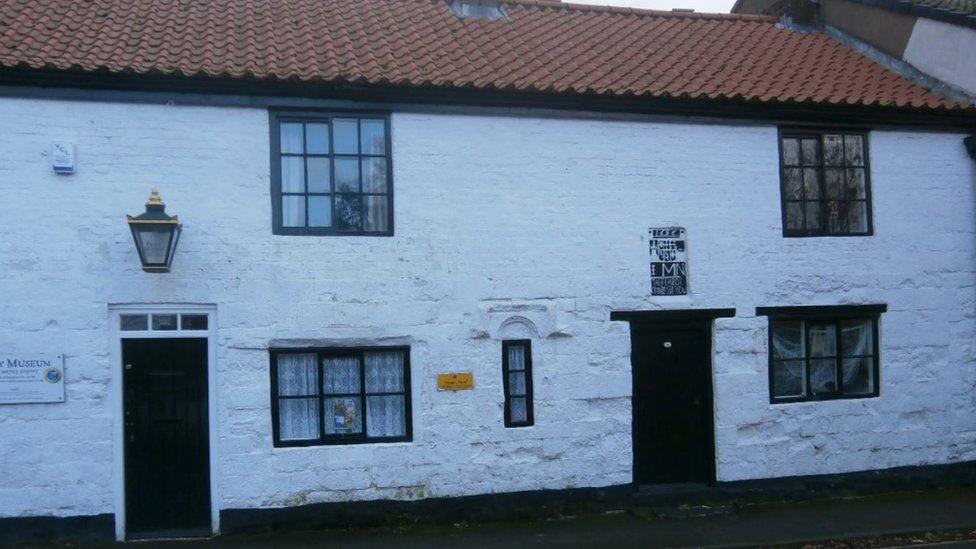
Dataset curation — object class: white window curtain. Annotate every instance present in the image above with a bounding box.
[807,323,835,357]
[277,354,319,440]
[841,320,872,359]
[507,345,526,371]
[365,351,405,437]
[772,320,874,397]
[324,356,360,394]
[807,323,837,393]
[841,320,873,392]
[277,353,318,395]
[279,399,319,440]
[509,397,528,423]
[771,322,806,397]
[771,322,803,358]
[509,370,527,395]
[506,344,528,422]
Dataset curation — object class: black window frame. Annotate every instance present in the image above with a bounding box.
[757,305,885,404]
[269,346,412,447]
[269,110,394,237]
[777,128,874,237]
[502,339,534,428]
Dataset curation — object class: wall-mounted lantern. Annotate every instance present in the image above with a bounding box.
[126,188,182,272]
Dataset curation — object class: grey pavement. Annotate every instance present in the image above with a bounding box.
[40,488,976,548]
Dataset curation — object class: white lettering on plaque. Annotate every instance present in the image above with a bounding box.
[649,227,689,296]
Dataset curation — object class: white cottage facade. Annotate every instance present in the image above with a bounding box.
[1,0,976,542]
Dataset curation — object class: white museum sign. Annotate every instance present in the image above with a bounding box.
[0,353,65,404]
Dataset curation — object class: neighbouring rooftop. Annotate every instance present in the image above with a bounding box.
[850,0,976,28]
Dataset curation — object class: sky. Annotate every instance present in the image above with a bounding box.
[577,0,738,13]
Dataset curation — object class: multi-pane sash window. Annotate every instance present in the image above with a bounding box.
[271,348,411,446]
[502,340,534,427]
[763,309,882,403]
[779,130,872,236]
[271,112,392,235]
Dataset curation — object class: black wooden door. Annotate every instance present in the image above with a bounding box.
[123,338,211,538]
[632,323,714,485]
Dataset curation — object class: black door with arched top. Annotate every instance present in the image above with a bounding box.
[631,322,715,485]
[122,338,210,538]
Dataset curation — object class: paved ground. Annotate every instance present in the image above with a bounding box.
[44,488,976,548]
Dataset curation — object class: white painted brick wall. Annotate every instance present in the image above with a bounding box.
[0,97,974,519]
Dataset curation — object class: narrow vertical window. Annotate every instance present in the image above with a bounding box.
[502,340,534,427]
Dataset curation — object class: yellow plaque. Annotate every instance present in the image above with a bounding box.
[437,372,475,391]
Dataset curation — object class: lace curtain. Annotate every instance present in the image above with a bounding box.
[276,350,408,441]
[365,351,405,437]
[840,320,873,393]
[807,323,837,393]
[506,345,528,423]
[277,354,319,440]
[771,320,872,395]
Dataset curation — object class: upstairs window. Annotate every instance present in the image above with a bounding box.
[271,112,392,236]
[779,130,872,237]
[502,340,534,427]
[758,305,884,403]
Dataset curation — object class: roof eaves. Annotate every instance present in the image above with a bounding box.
[2,64,975,128]
[825,24,976,106]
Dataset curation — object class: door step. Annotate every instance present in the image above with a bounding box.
[126,527,214,541]
[631,483,739,518]
[633,483,712,505]
[632,501,739,519]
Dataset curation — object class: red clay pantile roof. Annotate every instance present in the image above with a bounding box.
[0,0,970,111]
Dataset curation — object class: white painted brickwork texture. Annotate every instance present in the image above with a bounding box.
[0,97,974,519]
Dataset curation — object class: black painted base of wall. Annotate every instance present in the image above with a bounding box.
[718,460,976,503]
[4,461,975,544]
[222,461,976,536]
[631,460,976,510]
[0,513,114,546]
[220,485,633,535]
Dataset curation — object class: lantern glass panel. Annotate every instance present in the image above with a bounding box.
[133,224,176,266]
